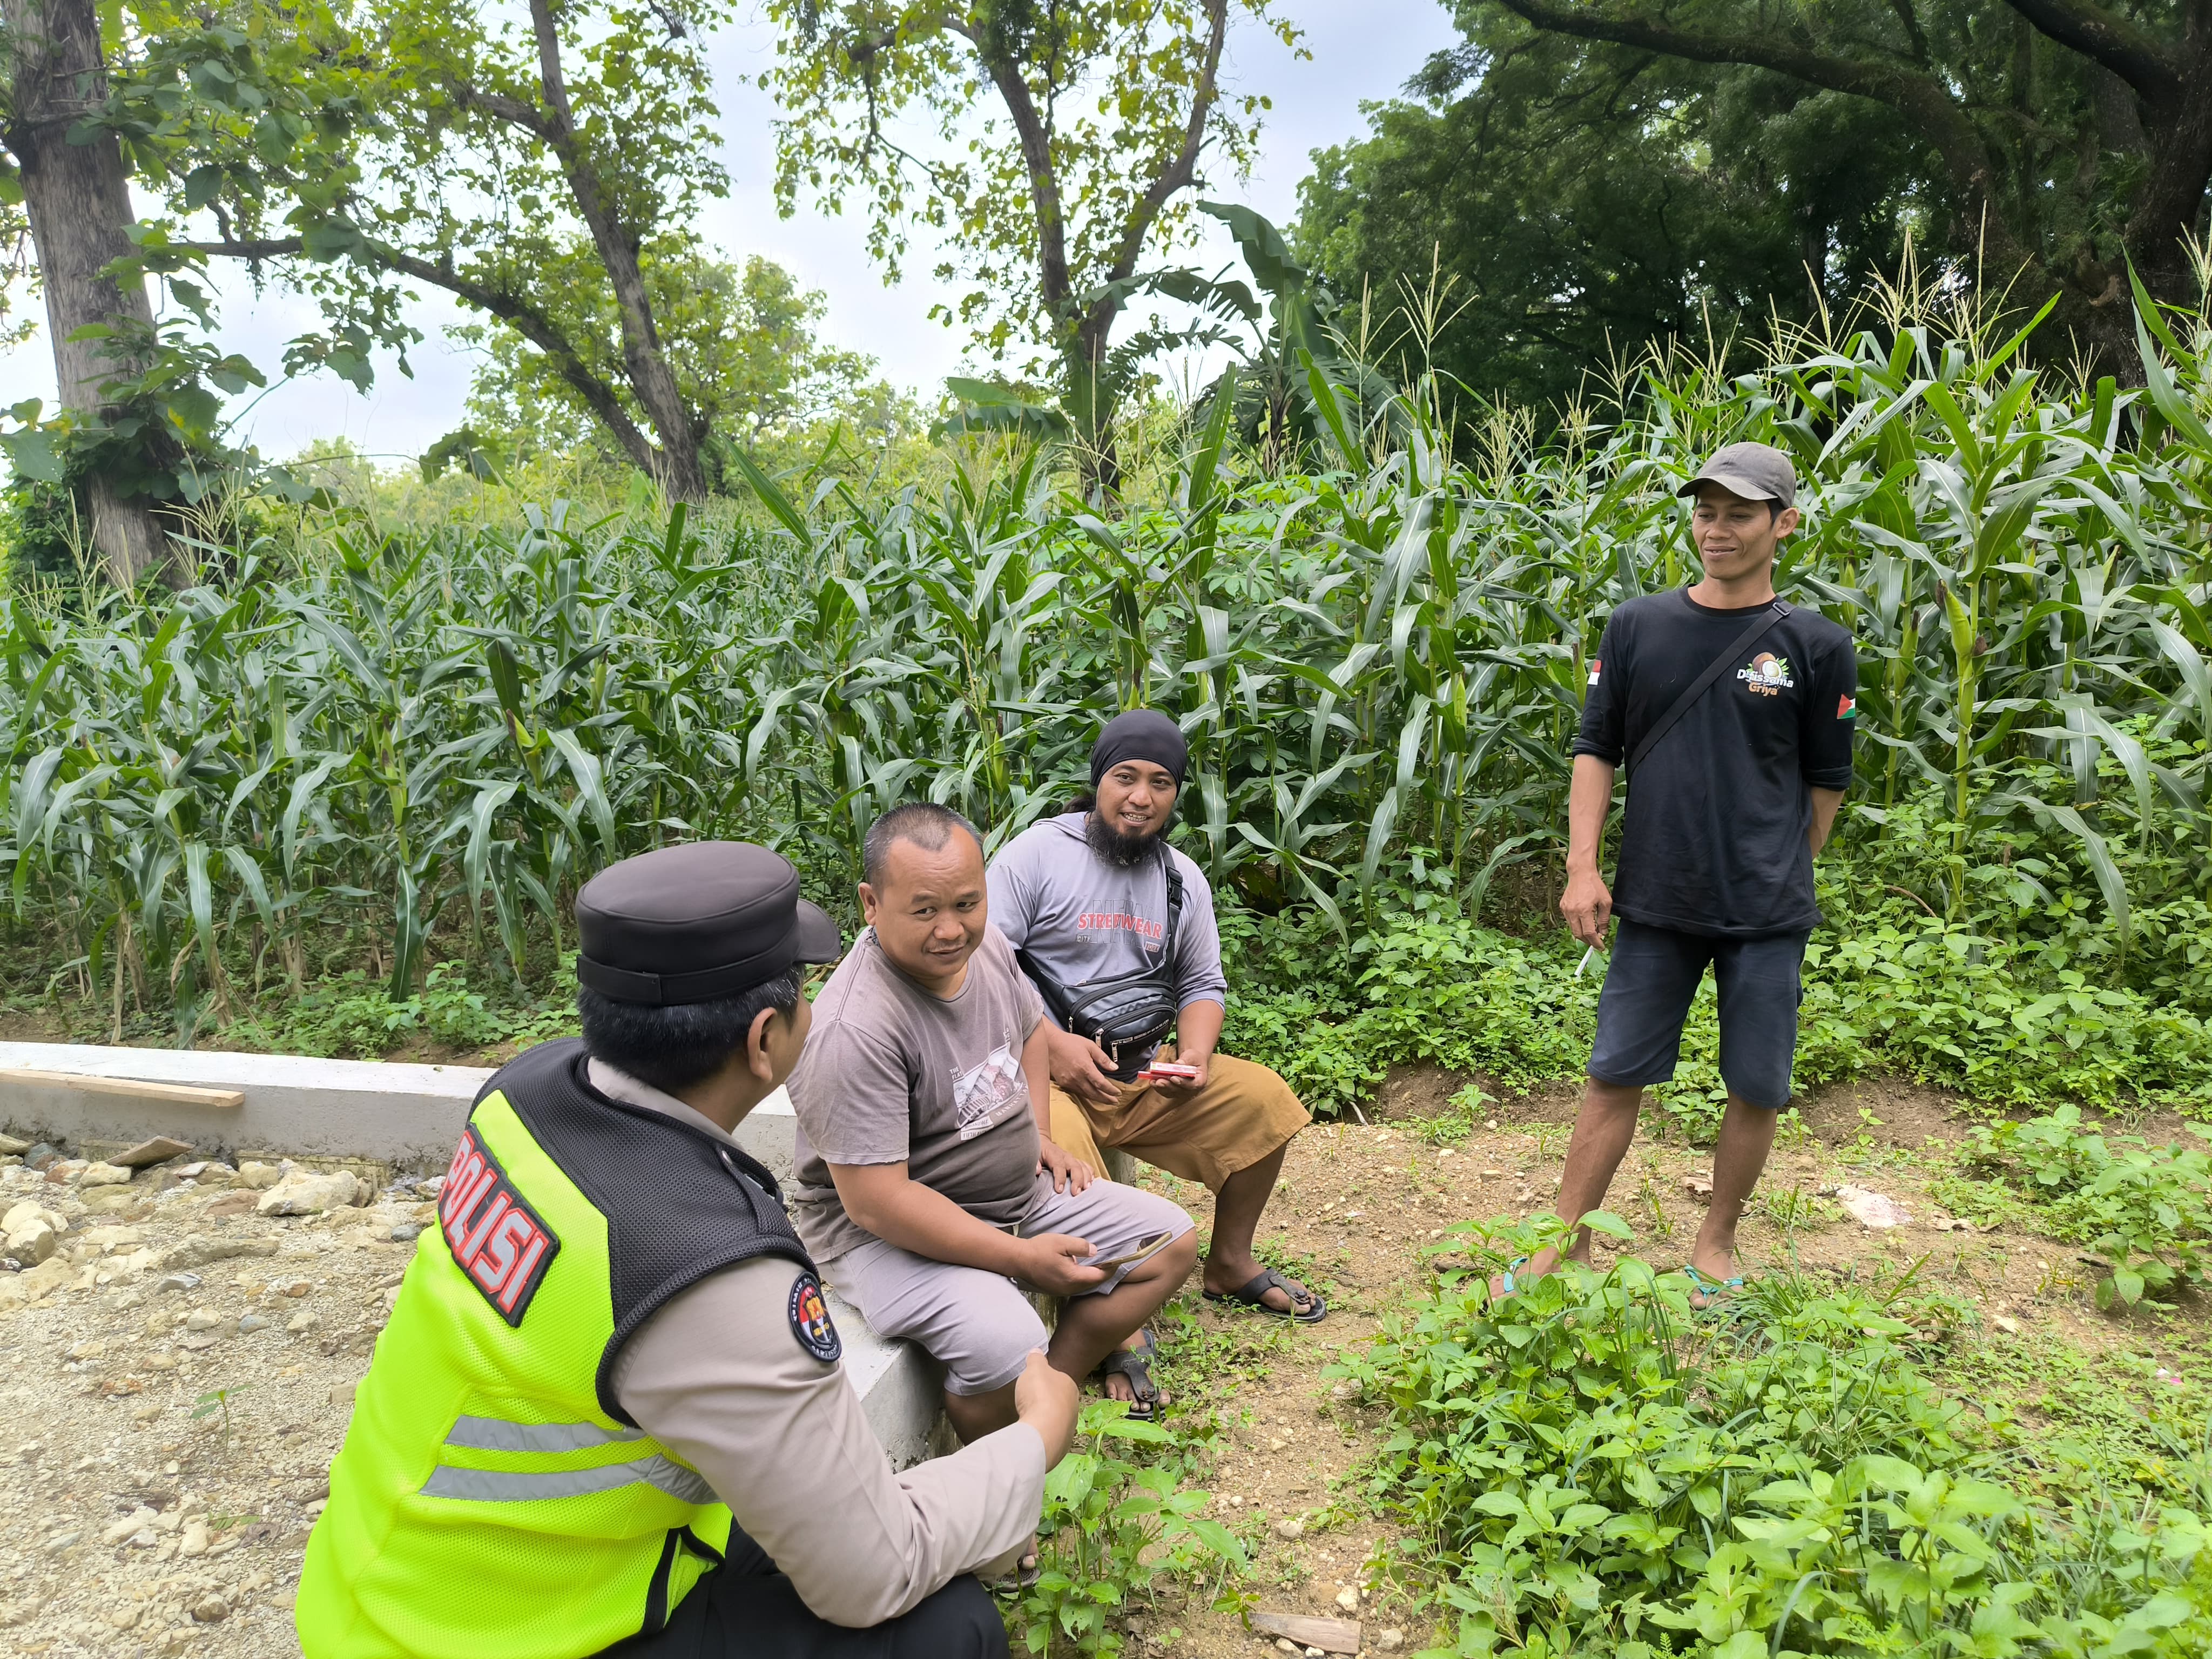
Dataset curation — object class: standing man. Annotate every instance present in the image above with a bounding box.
[299,841,1075,1659]
[1521,442,1857,1306]
[989,709,1322,1415]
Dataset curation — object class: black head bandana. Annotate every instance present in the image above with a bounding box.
[1090,709,1189,788]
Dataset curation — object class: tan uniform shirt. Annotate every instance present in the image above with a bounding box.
[592,1061,1045,1627]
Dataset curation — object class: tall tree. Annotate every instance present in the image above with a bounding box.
[766,0,1295,490]
[1297,31,1925,413]
[173,0,739,501]
[1444,0,2212,366]
[3,0,187,581]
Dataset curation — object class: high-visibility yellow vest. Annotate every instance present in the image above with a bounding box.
[296,1041,815,1659]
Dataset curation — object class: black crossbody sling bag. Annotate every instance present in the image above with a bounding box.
[1624,600,1792,779]
[1017,849,1185,1082]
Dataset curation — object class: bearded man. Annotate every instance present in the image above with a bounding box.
[988,710,1323,1414]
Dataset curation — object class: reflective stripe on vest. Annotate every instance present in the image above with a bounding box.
[422,1453,715,1506]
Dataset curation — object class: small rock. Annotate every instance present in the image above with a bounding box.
[79,1162,134,1188]
[4,1217,57,1264]
[237,1313,271,1334]
[66,1338,107,1360]
[117,1137,194,1169]
[0,1131,28,1155]
[1934,1217,1975,1233]
[1377,1630,1405,1653]
[1335,1586,1359,1613]
[1683,1173,1715,1201]
[258,1169,360,1216]
[275,1278,314,1298]
[179,1521,211,1556]
[159,1272,201,1294]
[1836,1185,1911,1229]
[232,1162,283,1190]
[147,1351,179,1371]
[302,1498,328,1519]
[44,1530,82,1553]
[23,1141,62,1170]
[286,1311,320,1334]
[103,1508,157,1546]
[389,1222,423,1243]
[202,1192,258,1218]
[1276,1643,1297,1655]
[330,1380,358,1409]
[191,1594,227,1623]
[1993,1314,2021,1334]
[183,1308,224,1331]
[1271,1518,1304,1540]
[50,1157,89,1181]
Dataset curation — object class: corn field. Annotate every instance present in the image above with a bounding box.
[3,275,2209,1037]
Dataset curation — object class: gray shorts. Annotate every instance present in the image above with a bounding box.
[1588,918,1810,1109]
[821,1171,1195,1396]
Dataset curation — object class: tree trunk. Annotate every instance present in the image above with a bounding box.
[3,0,177,583]
[525,0,707,503]
[1068,309,1123,500]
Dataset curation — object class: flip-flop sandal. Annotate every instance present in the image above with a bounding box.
[1202,1266,1327,1324]
[1489,1255,1531,1304]
[986,1546,1042,1592]
[1681,1264,1744,1311]
[1095,1328,1165,1422]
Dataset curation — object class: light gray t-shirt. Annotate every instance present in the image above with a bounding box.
[987,813,1229,1069]
[789,925,1046,1262]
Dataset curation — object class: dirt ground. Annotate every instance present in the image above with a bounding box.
[0,1072,2198,1659]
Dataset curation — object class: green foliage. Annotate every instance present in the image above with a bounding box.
[1297,31,1920,414]
[1335,1215,2212,1657]
[1000,1400,1246,1656]
[1948,1106,2212,1310]
[0,282,2207,1080]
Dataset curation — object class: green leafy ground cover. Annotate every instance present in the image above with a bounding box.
[1335,1212,2212,1658]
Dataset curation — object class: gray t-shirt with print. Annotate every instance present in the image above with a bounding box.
[788,924,1046,1262]
[986,813,1229,1070]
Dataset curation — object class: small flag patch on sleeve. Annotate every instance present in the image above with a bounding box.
[1837,693,1857,720]
[1587,658,1602,687]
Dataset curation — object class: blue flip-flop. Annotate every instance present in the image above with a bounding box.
[1682,1264,1744,1310]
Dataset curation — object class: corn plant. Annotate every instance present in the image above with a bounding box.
[1,270,2206,1037]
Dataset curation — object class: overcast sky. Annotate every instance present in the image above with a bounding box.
[0,1,1461,467]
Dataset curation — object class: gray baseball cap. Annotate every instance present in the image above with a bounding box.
[1678,441,1796,508]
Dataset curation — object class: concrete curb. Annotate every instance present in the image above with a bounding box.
[1,1042,933,1466]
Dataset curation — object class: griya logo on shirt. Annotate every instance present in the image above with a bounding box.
[440,1125,561,1326]
[1736,651,1795,696]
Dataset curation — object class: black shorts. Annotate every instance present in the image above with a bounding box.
[1587,919,1810,1109]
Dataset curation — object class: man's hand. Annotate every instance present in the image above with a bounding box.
[1047,1024,1123,1106]
[1018,1232,1111,1296]
[1154,1051,1209,1092]
[1037,1137,1094,1195]
[1560,866,1614,950]
[1013,1349,1079,1465]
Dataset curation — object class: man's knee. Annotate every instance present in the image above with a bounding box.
[888,1575,1007,1659]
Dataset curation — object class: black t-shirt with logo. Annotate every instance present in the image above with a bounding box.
[1573,587,1858,938]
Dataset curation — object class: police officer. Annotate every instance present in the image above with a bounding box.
[298,841,1076,1659]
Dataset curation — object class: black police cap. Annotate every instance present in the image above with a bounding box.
[574,842,842,1006]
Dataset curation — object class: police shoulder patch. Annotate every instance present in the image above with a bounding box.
[787,1271,841,1364]
[438,1125,561,1326]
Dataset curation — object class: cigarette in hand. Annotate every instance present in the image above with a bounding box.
[1576,946,1597,979]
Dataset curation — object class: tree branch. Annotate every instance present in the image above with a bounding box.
[1997,0,2182,105]
[962,26,1072,314]
[177,233,660,473]
[437,77,556,141]
[1102,0,1229,288]
[1487,0,2048,288]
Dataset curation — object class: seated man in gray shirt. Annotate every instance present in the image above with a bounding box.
[788,804,1199,1437]
[988,711,1323,1411]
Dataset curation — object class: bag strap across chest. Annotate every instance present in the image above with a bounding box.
[1626,599,1792,780]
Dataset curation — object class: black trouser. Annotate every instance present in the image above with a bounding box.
[604,1528,1007,1658]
